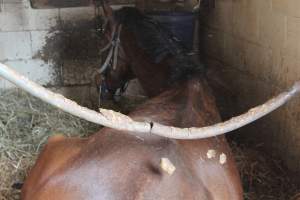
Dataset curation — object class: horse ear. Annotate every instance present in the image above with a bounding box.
[100,0,115,23]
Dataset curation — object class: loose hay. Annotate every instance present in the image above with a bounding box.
[0,89,299,200]
[232,142,300,200]
[0,89,99,200]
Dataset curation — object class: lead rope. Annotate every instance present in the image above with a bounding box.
[97,24,124,106]
[94,0,123,107]
[98,24,121,74]
[98,25,122,107]
[98,82,102,107]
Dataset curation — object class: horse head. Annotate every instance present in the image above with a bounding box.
[95,2,135,101]
[96,5,206,100]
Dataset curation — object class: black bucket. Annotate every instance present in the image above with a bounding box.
[147,11,196,51]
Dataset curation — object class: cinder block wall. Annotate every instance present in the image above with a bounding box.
[199,0,300,172]
[0,0,96,89]
[0,0,133,107]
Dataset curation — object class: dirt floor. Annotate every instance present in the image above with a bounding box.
[0,89,299,200]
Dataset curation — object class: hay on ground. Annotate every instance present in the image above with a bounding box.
[232,142,300,200]
[0,89,99,200]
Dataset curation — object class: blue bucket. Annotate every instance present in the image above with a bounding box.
[147,11,196,51]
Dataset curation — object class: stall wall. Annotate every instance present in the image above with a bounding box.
[0,0,98,88]
[0,0,132,106]
[200,0,300,172]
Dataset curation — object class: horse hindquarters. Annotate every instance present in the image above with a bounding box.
[177,136,243,200]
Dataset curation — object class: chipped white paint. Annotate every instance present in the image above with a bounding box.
[219,153,227,165]
[160,158,176,175]
[206,149,217,159]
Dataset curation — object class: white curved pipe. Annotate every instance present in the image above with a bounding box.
[0,63,149,132]
[151,81,300,139]
[0,62,299,139]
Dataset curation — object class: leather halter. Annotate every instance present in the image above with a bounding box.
[98,24,122,74]
[97,22,128,105]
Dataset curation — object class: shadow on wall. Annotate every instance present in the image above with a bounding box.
[197,0,300,174]
[34,17,104,107]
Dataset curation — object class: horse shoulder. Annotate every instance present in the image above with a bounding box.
[21,134,88,199]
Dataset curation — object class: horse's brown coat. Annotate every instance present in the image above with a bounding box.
[22,79,243,200]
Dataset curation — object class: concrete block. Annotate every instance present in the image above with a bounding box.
[0,59,56,89]
[204,0,233,33]
[3,0,25,4]
[4,59,55,84]
[259,9,287,49]
[59,7,94,22]
[30,30,50,57]
[232,0,259,42]
[289,0,300,18]
[270,49,287,87]
[0,31,32,60]
[0,2,30,31]
[202,28,224,60]
[282,17,300,59]
[244,42,272,80]
[256,0,272,11]
[232,73,262,111]
[26,7,59,31]
[272,0,290,15]
[0,1,58,31]
[223,34,246,70]
[281,55,300,87]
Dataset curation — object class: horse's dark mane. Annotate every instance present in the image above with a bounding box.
[114,7,205,83]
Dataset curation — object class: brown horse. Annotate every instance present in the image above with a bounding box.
[21,6,244,200]
[21,78,243,199]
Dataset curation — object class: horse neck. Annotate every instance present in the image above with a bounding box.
[128,77,221,139]
[121,27,172,97]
